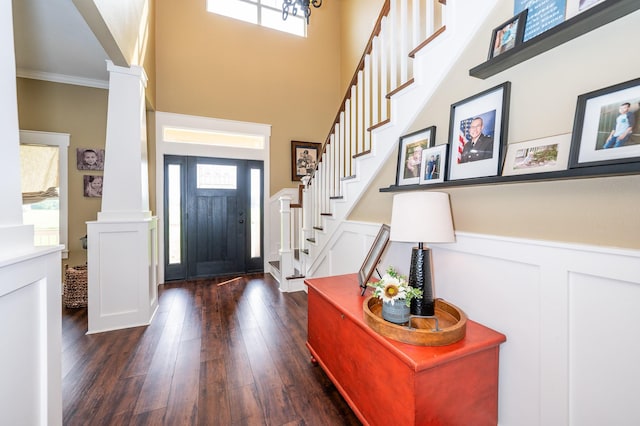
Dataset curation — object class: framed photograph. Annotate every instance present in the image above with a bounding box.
[419,144,448,184]
[291,141,320,181]
[447,82,511,181]
[489,10,527,59]
[358,224,390,296]
[569,77,640,169]
[395,126,436,186]
[515,0,565,42]
[503,133,571,176]
[77,148,104,171]
[83,175,103,198]
[565,0,607,19]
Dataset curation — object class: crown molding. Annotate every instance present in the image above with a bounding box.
[16,68,108,89]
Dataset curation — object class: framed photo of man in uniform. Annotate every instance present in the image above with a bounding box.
[446,82,511,181]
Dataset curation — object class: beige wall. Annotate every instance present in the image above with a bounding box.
[155,0,343,195]
[350,5,640,249]
[16,78,108,267]
[339,0,386,94]
[73,0,156,108]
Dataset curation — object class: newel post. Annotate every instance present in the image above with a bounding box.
[279,195,294,282]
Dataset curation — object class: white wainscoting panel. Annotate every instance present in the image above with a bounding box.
[311,224,640,425]
[396,232,640,426]
[0,247,62,426]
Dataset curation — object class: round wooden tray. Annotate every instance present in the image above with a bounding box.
[363,296,467,346]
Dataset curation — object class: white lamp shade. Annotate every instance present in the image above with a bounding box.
[390,192,455,243]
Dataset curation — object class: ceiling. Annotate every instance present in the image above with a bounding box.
[12,0,110,89]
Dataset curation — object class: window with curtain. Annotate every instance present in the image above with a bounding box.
[20,144,61,247]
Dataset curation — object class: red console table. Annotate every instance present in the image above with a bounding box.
[305,274,506,426]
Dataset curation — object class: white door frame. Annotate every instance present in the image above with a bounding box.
[155,112,271,284]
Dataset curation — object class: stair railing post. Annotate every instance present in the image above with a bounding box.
[278,195,294,279]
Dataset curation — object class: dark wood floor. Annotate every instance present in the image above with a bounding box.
[62,273,361,426]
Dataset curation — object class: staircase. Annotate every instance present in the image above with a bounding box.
[270,0,499,291]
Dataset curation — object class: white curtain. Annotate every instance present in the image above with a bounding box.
[20,144,59,204]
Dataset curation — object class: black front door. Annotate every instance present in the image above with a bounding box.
[164,155,263,281]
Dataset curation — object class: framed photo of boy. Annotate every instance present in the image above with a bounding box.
[419,144,448,185]
[489,10,527,59]
[77,148,105,171]
[569,77,640,168]
[447,82,511,181]
[395,126,436,186]
[291,141,320,181]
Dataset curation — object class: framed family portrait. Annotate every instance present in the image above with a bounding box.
[291,140,320,181]
[395,126,436,186]
[569,77,640,169]
[503,133,571,176]
[419,144,448,184]
[77,148,104,171]
[489,9,527,59]
[447,82,511,181]
[358,224,390,296]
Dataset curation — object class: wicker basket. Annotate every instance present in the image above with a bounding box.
[64,264,88,308]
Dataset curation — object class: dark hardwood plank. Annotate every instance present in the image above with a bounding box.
[164,338,201,425]
[197,358,231,426]
[62,273,361,425]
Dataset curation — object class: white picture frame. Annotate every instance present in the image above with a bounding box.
[419,144,448,184]
[502,133,571,176]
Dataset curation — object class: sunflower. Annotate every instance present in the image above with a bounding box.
[368,266,422,307]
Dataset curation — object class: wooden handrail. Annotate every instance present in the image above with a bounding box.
[321,0,392,155]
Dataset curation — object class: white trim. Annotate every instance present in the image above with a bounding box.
[19,130,70,260]
[16,69,109,89]
[155,112,271,283]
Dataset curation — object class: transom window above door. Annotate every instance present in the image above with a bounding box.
[206,0,307,37]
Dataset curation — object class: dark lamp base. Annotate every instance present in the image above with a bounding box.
[408,247,434,317]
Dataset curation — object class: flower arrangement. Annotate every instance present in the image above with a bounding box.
[368,266,423,307]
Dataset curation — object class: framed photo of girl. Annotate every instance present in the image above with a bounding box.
[569,77,640,168]
[447,82,511,181]
[83,175,103,198]
[395,126,436,186]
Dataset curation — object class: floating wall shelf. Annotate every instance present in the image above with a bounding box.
[469,0,640,79]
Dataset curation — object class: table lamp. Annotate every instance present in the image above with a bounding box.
[390,192,455,317]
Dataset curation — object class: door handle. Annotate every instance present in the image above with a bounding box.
[239,219,245,224]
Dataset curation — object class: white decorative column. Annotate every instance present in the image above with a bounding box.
[87,61,158,334]
[0,1,62,425]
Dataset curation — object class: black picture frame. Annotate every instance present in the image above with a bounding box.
[569,77,640,169]
[489,10,528,59]
[358,224,390,296]
[395,126,436,186]
[291,140,320,181]
[419,144,448,185]
[446,82,511,181]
